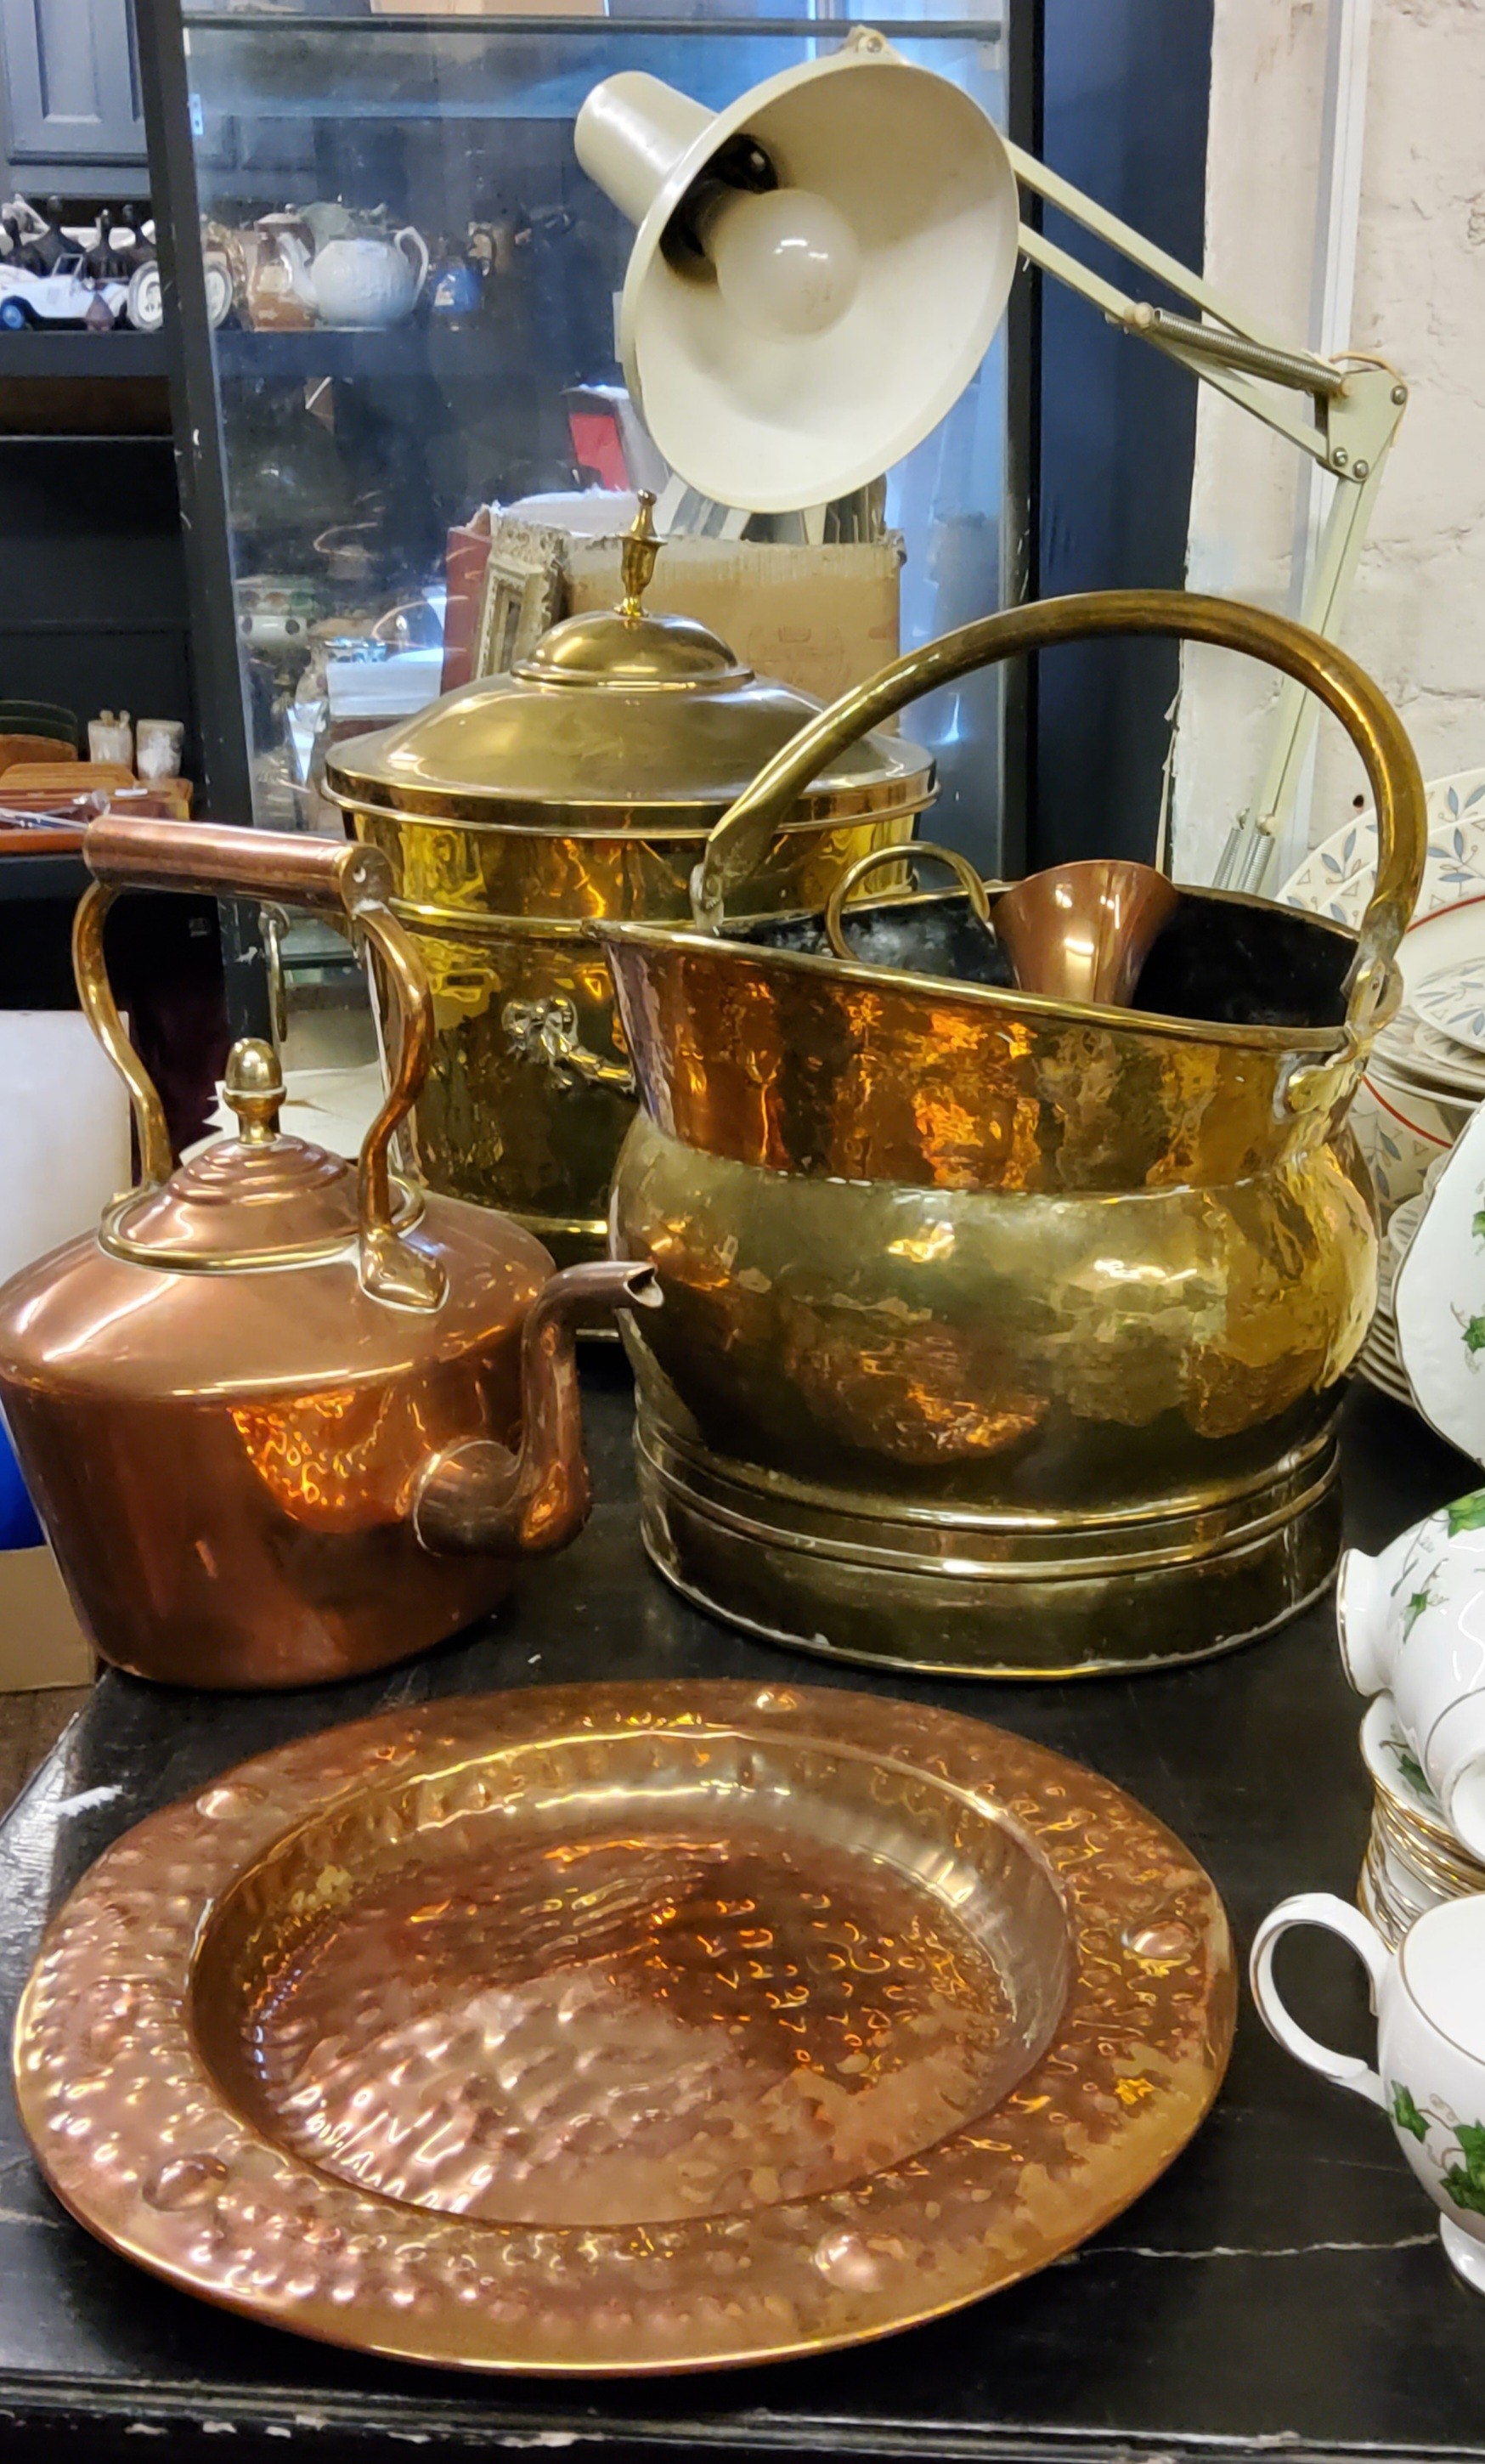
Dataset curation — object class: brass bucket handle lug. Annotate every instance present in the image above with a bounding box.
[693,590,1426,1054]
[76,814,445,1310]
[1279,947,1401,1119]
[824,840,990,964]
[503,995,637,1097]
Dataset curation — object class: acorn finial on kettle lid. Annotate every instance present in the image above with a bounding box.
[618,489,660,619]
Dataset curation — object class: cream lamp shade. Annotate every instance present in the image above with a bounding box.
[575,33,1020,515]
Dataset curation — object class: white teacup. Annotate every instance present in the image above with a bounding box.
[1251,1891,1485,2292]
[1338,1494,1485,1862]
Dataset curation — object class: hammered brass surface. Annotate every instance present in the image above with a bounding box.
[598,920,1376,1665]
[612,1107,1361,1671]
[346,813,925,1247]
[594,586,1426,1673]
[14,1682,1234,2373]
[325,543,933,1254]
[599,914,1366,1192]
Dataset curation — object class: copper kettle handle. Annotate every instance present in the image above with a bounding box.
[76,815,442,1309]
[692,588,1426,1055]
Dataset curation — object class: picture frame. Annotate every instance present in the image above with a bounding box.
[471,517,567,677]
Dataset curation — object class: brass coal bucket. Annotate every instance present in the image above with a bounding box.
[326,509,932,1264]
[598,590,1426,1677]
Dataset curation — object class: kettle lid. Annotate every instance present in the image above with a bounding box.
[323,492,932,831]
[107,1039,369,1270]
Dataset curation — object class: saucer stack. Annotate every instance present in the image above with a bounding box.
[1357,1193,1426,1404]
[1358,1694,1485,1947]
[1361,994,1481,1234]
[1279,797,1485,1407]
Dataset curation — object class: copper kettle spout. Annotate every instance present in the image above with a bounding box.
[414,1261,660,1557]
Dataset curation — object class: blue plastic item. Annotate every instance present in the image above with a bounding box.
[0,1415,43,1551]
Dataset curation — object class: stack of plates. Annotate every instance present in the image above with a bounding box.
[1358,1695,1485,1947]
[1280,784,1485,1404]
[1358,1202,1415,1404]
[1359,899,1485,1229]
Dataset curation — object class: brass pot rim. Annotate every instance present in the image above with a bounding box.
[326,781,935,837]
[599,885,1361,1058]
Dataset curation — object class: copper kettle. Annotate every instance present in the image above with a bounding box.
[0,816,656,1689]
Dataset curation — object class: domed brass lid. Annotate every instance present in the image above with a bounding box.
[325,495,933,836]
[104,1040,385,1271]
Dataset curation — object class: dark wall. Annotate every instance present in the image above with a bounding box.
[1032,0,1214,867]
[0,430,193,762]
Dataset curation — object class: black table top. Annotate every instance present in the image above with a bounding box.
[0,1364,1480,2462]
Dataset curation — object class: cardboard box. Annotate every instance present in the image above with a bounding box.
[0,1546,94,1691]
[564,534,904,705]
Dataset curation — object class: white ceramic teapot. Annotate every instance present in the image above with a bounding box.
[1339,1490,1485,1862]
[278,223,428,329]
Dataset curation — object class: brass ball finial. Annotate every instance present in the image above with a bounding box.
[618,489,661,620]
[223,1037,285,1145]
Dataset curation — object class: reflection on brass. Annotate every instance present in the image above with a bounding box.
[601,589,1427,1674]
[0,815,655,1690]
[994,857,1181,1008]
[14,1681,1234,2373]
[325,542,933,1260]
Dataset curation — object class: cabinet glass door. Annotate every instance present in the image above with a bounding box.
[178,3,1014,874]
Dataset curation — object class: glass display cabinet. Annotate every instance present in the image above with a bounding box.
[140,0,1026,1051]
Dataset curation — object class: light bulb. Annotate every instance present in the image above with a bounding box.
[705,185,861,341]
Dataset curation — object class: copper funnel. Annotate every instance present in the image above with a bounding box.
[992,859,1179,1009]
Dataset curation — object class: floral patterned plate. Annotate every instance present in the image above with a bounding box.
[1394,1098,1485,1466]
[1352,1072,1457,1226]
[1397,895,1485,1021]
[1413,954,1485,1059]
[1409,1022,1485,1099]
[1279,770,1485,928]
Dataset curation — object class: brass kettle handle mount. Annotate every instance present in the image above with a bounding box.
[77,813,443,1308]
[693,589,1427,1092]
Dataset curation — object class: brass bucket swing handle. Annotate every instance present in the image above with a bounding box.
[692,589,1427,1066]
[76,814,443,1308]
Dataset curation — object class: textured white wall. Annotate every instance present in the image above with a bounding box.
[1174,0,1485,882]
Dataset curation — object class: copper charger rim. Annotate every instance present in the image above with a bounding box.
[14,1680,1235,2376]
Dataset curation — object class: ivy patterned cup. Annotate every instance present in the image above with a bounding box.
[1338,1488,1485,1864]
[1251,1891,1485,2292]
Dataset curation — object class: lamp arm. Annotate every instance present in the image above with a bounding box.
[1006,135,1313,363]
[1023,222,1339,462]
[1218,444,1397,893]
[1006,131,1410,896]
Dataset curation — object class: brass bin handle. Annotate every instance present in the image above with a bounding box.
[824,841,991,964]
[77,814,443,1308]
[693,589,1427,1060]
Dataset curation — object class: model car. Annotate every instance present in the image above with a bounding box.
[0,252,127,328]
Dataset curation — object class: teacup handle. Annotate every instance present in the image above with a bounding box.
[1249,1892,1391,2108]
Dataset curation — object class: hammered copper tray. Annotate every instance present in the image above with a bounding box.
[14,1682,1234,2374]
